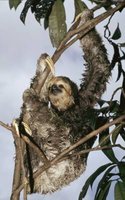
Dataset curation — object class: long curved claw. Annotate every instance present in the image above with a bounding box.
[12,119,32,137]
[37,54,55,75]
[22,121,32,136]
[74,12,82,23]
[45,56,55,76]
[12,119,20,137]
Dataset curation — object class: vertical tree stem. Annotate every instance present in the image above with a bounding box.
[10,133,22,200]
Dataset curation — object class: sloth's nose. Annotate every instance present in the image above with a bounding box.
[50,84,61,94]
[51,84,58,91]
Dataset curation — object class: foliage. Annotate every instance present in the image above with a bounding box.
[9,0,125,48]
[79,162,125,200]
[48,0,67,47]
[9,0,87,47]
[8,0,125,199]
[9,0,21,9]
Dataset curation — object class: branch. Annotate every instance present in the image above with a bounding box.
[0,121,48,164]
[17,3,125,107]
[15,114,125,194]
[52,2,125,63]
[10,133,22,200]
[0,121,22,199]
[65,144,124,158]
[18,139,27,200]
[0,121,49,199]
[0,121,12,131]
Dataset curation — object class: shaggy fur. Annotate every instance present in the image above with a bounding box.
[79,10,110,109]
[48,76,79,111]
[19,9,110,194]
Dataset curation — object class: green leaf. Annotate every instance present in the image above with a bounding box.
[96,181,112,200]
[78,163,113,200]
[44,16,49,29]
[98,99,107,108]
[109,101,119,114]
[9,0,21,9]
[112,23,121,40]
[74,0,87,20]
[84,109,97,130]
[20,0,33,23]
[48,0,67,47]
[120,128,125,142]
[110,42,120,70]
[99,129,118,163]
[119,43,125,47]
[20,0,56,24]
[94,165,116,200]
[98,106,110,115]
[116,62,123,82]
[115,181,125,200]
[119,76,125,112]
[112,124,122,144]
[118,162,125,183]
[33,0,56,23]
[102,145,118,163]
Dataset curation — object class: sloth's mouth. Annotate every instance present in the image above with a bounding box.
[49,84,62,95]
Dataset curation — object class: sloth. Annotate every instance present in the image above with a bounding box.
[48,76,79,112]
[18,9,110,194]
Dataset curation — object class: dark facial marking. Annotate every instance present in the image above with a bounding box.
[49,84,62,95]
[58,84,64,88]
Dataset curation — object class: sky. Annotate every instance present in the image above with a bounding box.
[0,1,125,200]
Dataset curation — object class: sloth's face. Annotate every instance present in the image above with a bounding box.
[48,76,75,111]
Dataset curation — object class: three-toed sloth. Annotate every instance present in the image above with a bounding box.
[48,76,79,111]
[20,9,110,194]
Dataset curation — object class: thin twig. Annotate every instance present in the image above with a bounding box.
[0,121,12,131]
[64,144,124,158]
[79,144,125,154]
[92,3,104,12]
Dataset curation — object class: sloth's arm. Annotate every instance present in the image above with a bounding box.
[79,9,110,110]
[31,53,54,98]
[23,53,54,104]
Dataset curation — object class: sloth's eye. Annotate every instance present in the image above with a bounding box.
[59,84,64,88]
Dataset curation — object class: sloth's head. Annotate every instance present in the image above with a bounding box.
[48,76,79,111]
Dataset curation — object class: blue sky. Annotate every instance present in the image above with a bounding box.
[0,1,125,200]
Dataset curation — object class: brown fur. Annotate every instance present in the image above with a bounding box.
[79,9,110,109]
[48,76,77,111]
[19,9,110,194]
